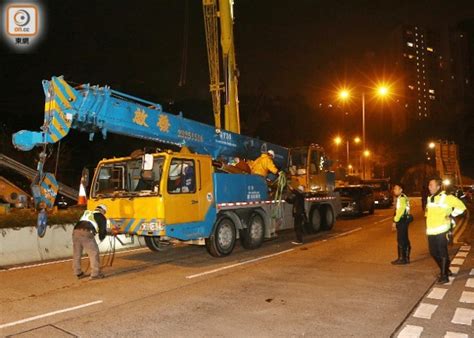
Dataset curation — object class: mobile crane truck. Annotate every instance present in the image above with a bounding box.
[13,76,340,257]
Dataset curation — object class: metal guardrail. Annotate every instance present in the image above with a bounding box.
[0,153,78,201]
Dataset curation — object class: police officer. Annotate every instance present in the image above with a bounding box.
[426,178,466,284]
[73,204,108,280]
[391,183,411,265]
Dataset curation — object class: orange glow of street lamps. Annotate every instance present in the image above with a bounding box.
[354,136,361,144]
[339,89,350,100]
[363,150,370,157]
[334,136,342,145]
[348,164,353,170]
[428,141,436,149]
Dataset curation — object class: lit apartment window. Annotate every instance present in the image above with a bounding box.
[408,54,414,59]
[429,95,436,100]
[428,89,435,94]
[418,106,422,109]
[407,42,414,47]
[427,47,434,52]
[408,85,414,90]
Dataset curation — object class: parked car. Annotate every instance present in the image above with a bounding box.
[335,185,375,216]
[361,179,392,208]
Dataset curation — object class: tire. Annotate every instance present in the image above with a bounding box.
[322,206,335,230]
[308,207,322,233]
[241,213,265,250]
[144,236,169,252]
[205,217,237,257]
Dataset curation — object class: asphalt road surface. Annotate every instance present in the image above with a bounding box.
[1,200,473,337]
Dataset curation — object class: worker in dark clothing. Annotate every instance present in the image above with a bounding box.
[286,185,306,245]
[73,204,108,280]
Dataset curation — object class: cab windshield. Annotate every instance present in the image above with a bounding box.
[92,156,164,198]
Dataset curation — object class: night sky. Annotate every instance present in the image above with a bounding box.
[1,0,473,186]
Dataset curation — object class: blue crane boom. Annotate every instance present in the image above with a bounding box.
[13,76,287,167]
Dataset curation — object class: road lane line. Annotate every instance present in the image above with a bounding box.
[455,251,468,258]
[1,248,149,272]
[444,332,469,338]
[451,258,465,266]
[0,300,103,329]
[460,245,471,251]
[459,291,474,304]
[397,325,423,338]
[186,249,295,279]
[451,266,460,275]
[374,217,392,224]
[466,278,474,288]
[330,227,362,238]
[427,287,448,300]
[451,308,474,326]
[413,303,438,319]
[470,269,474,276]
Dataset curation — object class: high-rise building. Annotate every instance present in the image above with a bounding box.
[388,25,443,133]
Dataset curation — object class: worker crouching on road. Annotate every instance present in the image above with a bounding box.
[286,185,306,245]
[250,150,279,178]
[391,183,412,265]
[73,205,108,280]
[426,178,466,284]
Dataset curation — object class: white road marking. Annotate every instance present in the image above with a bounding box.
[0,248,149,272]
[331,227,362,239]
[459,291,474,304]
[397,325,423,338]
[451,258,465,266]
[470,268,474,276]
[374,217,392,224]
[459,245,471,251]
[446,276,455,286]
[0,300,103,329]
[186,249,295,279]
[451,266,460,275]
[427,287,448,300]
[451,307,474,326]
[445,332,469,338]
[413,303,438,319]
[466,278,474,288]
[455,251,468,258]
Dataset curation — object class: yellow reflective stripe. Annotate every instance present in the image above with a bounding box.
[53,83,72,109]
[57,77,76,100]
[426,224,450,235]
[52,116,67,136]
[44,99,59,112]
[131,221,142,233]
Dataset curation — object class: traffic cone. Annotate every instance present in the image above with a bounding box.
[77,181,87,206]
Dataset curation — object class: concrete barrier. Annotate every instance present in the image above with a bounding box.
[0,224,143,267]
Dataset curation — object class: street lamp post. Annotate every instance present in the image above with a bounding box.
[362,92,366,179]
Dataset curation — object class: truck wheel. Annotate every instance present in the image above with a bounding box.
[322,206,335,230]
[308,207,322,233]
[241,213,265,250]
[145,236,163,252]
[205,217,236,257]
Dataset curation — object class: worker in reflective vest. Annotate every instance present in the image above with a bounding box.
[73,204,108,280]
[426,178,466,284]
[391,183,412,265]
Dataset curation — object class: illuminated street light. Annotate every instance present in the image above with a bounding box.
[377,86,389,97]
[428,142,436,149]
[334,136,342,145]
[354,136,361,144]
[348,164,353,169]
[443,178,451,186]
[363,150,370,157]
[339,89,350,100]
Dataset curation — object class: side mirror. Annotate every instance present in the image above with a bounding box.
[142,154,154,171]
[81,167,90,187]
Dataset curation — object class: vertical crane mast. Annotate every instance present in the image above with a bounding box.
[202,0,240,134]
[202,0,222,130]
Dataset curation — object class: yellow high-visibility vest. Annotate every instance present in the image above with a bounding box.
[79,210,100,232]
[425,191,466,235]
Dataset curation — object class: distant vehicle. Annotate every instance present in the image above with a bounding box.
[361,179,392,208]
[335,185,375,216]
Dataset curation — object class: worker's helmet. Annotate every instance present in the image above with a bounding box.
[96,204,107,214]
[267,150,275,158]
